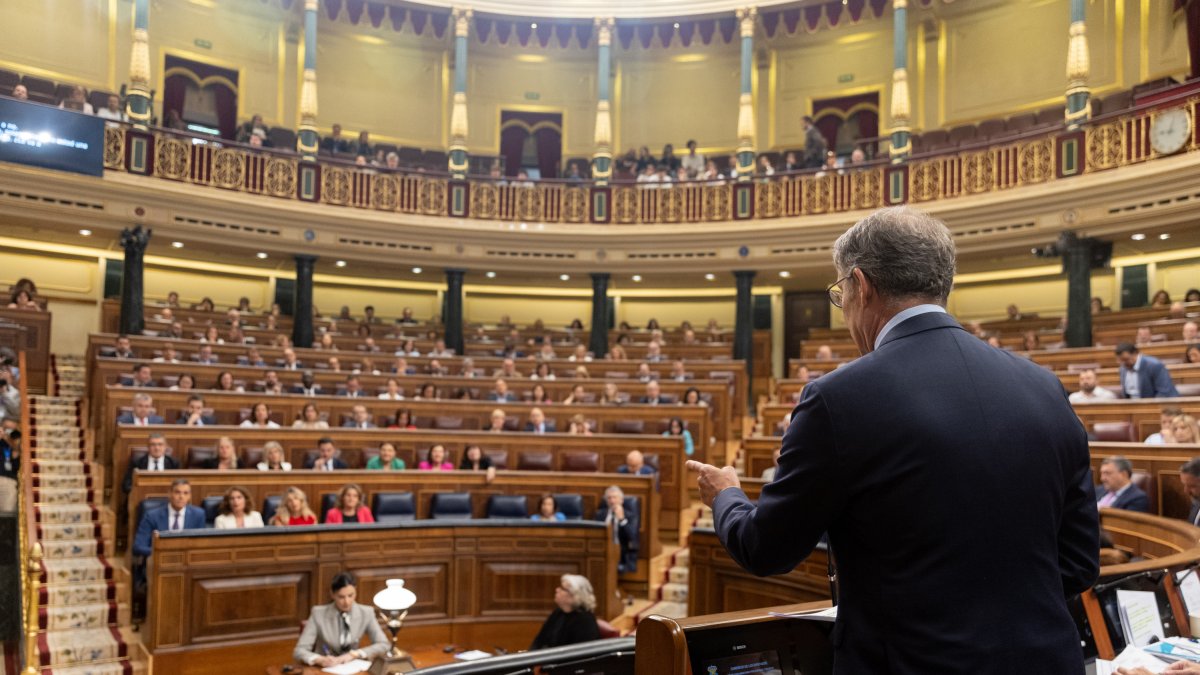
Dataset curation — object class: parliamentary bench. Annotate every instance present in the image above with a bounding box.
[128,469,659,577]
[86,333,749,422]
[1073,399,1200,445]
[0,307,51,393]
[142,521,618,675]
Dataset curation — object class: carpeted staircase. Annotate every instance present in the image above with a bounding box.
[27,355,139,675]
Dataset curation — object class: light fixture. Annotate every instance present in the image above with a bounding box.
[335,260,347,267]
[1131,233,1146,241]
[78,229,92,236]
[485,271,496,278]
[779,271,791,278]
[705,273,715,281]
[373,579,417,667]
[1159,233,1171,240]
[171,241,184,248]
[256,252,268,259]
[632,275,642,282]
[673,22,680,28]
[560,274,570,281]
[412,267,423,274]
[530,22,537,28]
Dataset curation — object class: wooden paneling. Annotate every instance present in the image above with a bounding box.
[145,523,618,662]
[0,308,50,393]
[687,529,830,618]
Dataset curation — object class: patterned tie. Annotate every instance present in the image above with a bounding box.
[340,613,352,653]
[172,512,181,531]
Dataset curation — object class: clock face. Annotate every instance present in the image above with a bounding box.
[1151,108,1192,156]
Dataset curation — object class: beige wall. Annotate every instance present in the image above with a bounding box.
[618,297,736,329]
[313,283,439,322]
[1155,260,1200,301]
[464,292,590,326]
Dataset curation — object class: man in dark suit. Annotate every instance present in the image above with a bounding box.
[523,407,556,434]
[280,347,303,371]
[488,378,519,403]
[688,207,1098,675]
[132,478,205,557]
[291,371,322,397]
[639,380,667,405]
[1115,342,1180,398]
[1182,458,1200,526]
[175,395,217,426]
[117,393,165,426]
[306,437,348,471]
[341,404,377,429]
[1095,456,1151,513]
[122,433,179,493]
[594,486,639,573]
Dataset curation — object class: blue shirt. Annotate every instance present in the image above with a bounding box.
[874,304,948,351]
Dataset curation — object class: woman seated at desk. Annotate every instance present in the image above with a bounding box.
[270,486,317,526]
[214,486,264,529]
[418,444,454,471]
[530,574,601,650]
[366,442,405,470]
[324,484,375,524]
[293,572,391,669]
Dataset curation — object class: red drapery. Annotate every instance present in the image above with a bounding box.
[812,92,879,155]
[162,54,239,139]
[499,110,562,179]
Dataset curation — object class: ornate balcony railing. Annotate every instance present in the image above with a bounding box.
[102,91,1199,225]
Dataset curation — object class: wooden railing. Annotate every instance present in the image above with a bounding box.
[100,91,1200,225]
[16,352,40,675]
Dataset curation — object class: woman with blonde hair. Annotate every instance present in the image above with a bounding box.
[201,436,240,470]
[256,441,292,471]
[1169,415,1200,445]
[324,484,374,524]
[270,486,317,526]
[214,486,264,529]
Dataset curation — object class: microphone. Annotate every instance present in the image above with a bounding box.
[1092,569,1167,593]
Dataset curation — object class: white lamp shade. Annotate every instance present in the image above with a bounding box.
[374,579,417,612]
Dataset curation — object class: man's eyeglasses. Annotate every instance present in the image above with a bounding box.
[827,274,851,309]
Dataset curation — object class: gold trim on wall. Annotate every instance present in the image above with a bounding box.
[936,18,946,127]
[107,0,118,91]
[276,25,287,129]
[0,60,105,92]
[158,47,247,122]
[1139,0,1150,83]
[768,48,778,150]
[441,49,450,149]
[493,103,570,156]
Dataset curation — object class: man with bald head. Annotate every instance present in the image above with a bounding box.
[688,206,1097,675]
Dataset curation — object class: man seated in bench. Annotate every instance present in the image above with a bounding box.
[1095,456,1150,513]
[122,433,180,493]
[307,437,349,471]
[293,572,390,669]
[595,485,639,573]
[118,392,164,426]
[133,478,206,558]
[175,394,217,426]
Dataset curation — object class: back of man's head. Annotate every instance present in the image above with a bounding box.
[1114,342,1138,356]
[832,206,956,305]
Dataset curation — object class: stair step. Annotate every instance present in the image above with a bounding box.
[38,522,103,542]
[31,460,89,476]
[39,602,130,631]
[661,582,688,603]
[668,566,689,584]
[38,626,134,668]
[41,539,105,559]
[36,504,99,525]
[41,557,113,585]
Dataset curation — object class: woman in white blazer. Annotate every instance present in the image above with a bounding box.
[213,486,265,529]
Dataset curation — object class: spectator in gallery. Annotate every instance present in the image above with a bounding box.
[293,572,390,668]
[635,146,655,173]
[1151,290,1172,307]
[247,133,265,150]
[353,130,372,158]
[1068,369,1116,403]
[163,109,186,130]
[681,139,706,176]
[418,444,454,471]
[660,144,680,172]
[782,151,801,172]
[385,152,400,170]
[801,115,828,168]
[7,289,38,310]
[515,170,535,188]
[308,437,348,471]
[531,494,565,522]
[324,484,374,524]
[1095,455,1150,513]
[9,84,28,101]
[757,155,776,177]
[271,486,317,526]
[367,442,406,471]
[701,159,723,183]
[566,162,584,183]
[236,114,269,144]
[636,163,660,186]
[199,436,241,470]
[849,148,867,166]
[257,441,292,471]
[59,84,94,114]
[214,486,264,529]
[1115,342,1179,398]
[321,123,351,155]
[388,409,417,430]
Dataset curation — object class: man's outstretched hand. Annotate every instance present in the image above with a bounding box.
[686,460,741,508]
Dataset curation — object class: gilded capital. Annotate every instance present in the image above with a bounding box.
[450,90,469,142]
[299,68,319,123]
[453,7,473,39]
[1066,20,1090,85]
[595,17,614,47]
[893,0,907,9]
[737,7,757,38]
[736,92,756,144]
[890,67,910,124]
[129,27,151,88]
[305,0,318,12]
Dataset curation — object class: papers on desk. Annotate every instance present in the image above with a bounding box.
[321,659,372,675]
[453,649,492,661]
[1117,589,1165,648]
[767,606,838,622]
[1143,637,1200,663]
[1178,571,1200,615]
[1095,645,1167,674]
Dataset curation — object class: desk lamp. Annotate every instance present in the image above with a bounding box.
[373,579,417,668]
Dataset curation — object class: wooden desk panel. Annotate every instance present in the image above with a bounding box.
[1073,398,1200,445]
[742,436,781,479]
[0,308,50,393]
[687,528,831,617]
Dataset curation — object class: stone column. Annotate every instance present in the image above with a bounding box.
[296,0,320,158]
[735,7,757,181]
[1065,0,1091,129]
[1061,232,1094,348]
[588,273,610,358]
[448,7,472,178]
[889,0,912,160]
[734,270,756,410]
[444,269,466,356]
[592,17,615,184]
[119,226,151,337]
[126,0,152,129]
[292,255,317,349]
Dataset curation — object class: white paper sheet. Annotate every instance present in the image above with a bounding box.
[767,606,838,622]
[1179,572,1200,615]
[321,659,372,674]
[454,649,492,661]
[1117,589,1166,648]
[1094,644,1168,675]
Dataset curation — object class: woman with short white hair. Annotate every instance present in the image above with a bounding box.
[529,574,601,649]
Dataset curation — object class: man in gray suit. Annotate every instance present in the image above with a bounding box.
[294,572,390,668]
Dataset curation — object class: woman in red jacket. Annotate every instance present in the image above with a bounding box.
[324,484,375,524]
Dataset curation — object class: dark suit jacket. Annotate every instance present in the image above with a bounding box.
[1119,354,1180,398]
[1189,500,1200,526]
[122,453,180,493]
[117,413,165,425]
[133,504,205,556]
[523,421,557,433]
[291,384,322,396]
[594,503,639,572]
[1095,483,1151,513]
[174,414,217,426]
[304,456,348,470]
[712,311,1098,675]
[341,420,378,429]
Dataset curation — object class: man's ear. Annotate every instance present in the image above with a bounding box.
[851,268,872,304]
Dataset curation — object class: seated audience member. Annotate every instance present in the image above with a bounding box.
[292,371,322,397]
[342,375,365,398]
[1115,343,1180,398]
[342,404,376,429]
[257,441,292,471]
[494,358,521,379]
[170,373,195,391]
[1095,456,1150,513]
[324,484,375,524]
[532,362,556,381]
[681,387,707,407]
[572,365,590,379]
[317,333,337,351]
[241,402,280,428]
[201,436,241,470]
[398,307,418,325]
[427,339,453,357]
[1182,459,1200,527]
[459,357,478,378]
[6,289,38,310]
[1021,331,1041,351]
[487,408,508,432]
[214,486,264,529]
[1186,344,1200,365]
[395,339,419,357]
[529,384,553,405]
[562,384,588,405]
[293,572,390,668]
[608,345,628,361]
[1188,289,1200,302]
[201,325,224,345]
[378,378,404,401]
[662,417,695,457]
[525,407,555,434]
[1090,297,1108,315]
[308,438,348,471]
[594,486,639,573]
[176,395,217,426]
[1183,321,1198,343]
[214,370,243,392]
[1068,369,1117,403]
[815,345,834,361]
[9,84,28,101]
[645,340,664,362]
[152,346,180,364]
[293,403,329,430]
[1134,326,1154,346]
[271,486,318,526]
[1151,289,1172,307]
[418,444,454,471]
[260,369,284,395]
[321,123,352,155]
[195,345,219,366]
[166,322,185,340]
[761,447,782,481]
[391,357,415,375]
[669,360,690,382]
[569,344,592,363]
[118,392,164,426]
[489,378,519,402]
[413,382,437,400]
[113,335,136,359]
[458,444,496,482]
[641,380,667,405]
[567,414,592,436]
[600,382,623,405]
[529,574,602,651]
[388,409,417,430]
[1145,407,1184,444]
[194,297,216,312]
[280,348,302,371]
[59,84,94,113]
[133,479,204,558]
[617,450,656,477]
[122,433,179,493]
[1169,415,1200,445]
[531,494,566,522]
[367,442,405,470]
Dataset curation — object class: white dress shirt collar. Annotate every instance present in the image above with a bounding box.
[874,304,948,350]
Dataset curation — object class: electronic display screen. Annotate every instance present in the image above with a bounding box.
[698,650,784,675]
[0,97,105,176]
